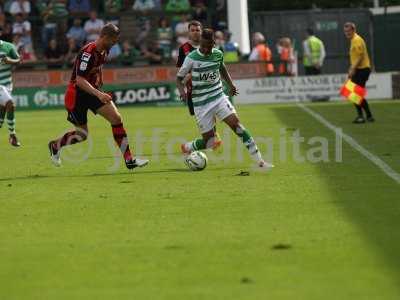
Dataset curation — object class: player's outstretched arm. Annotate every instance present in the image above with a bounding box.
[176,76,187,102]
[220,63,238,96]
[3,56,20,65]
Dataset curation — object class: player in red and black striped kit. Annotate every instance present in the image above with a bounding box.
[176,21,200,116]
[177,20,221,149]
[48,23,148,169]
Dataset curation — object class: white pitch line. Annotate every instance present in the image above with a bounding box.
[297,102,400,185]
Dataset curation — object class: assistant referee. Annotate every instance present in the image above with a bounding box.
[344,22,375,124]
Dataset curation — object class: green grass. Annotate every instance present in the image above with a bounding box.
[1,101,400,299]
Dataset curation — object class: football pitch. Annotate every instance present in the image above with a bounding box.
[1,101,400,299]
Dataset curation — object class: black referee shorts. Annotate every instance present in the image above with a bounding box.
[351,68,371,88]
[67,87,105,126]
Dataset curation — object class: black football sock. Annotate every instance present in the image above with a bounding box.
[354,104,363,118]
[362,99,372,118]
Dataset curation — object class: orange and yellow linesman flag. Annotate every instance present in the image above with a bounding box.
[340,79,367,105]
[340,80,367,105]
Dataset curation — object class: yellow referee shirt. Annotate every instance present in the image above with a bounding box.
[350,33,371,69]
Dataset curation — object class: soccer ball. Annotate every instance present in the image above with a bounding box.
[185,151,208,171]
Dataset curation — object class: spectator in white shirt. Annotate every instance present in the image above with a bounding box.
[9,0,31,17]
[66,18,86,47]
[83,11,104,42]
[12,13,32,47]
[175,14,189,45]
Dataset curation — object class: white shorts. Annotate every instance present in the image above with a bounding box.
[0,85,12,106]
[194,95,236,134]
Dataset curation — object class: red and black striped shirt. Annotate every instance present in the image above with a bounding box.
[70,42,108,89]
[176,42,196,68]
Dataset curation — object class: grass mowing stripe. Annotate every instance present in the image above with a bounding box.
[297,102,400,185]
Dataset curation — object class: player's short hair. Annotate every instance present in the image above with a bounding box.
[188,20,202,30]
[344,22,356,31]
[307,27,314,35]
[100,23,120,37]
[201,28,215,41]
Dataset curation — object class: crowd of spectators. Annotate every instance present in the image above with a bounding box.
[0,0,305,76]
[0,0,228,68]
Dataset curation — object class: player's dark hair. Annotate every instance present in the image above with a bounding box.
[201,28,215,41]
[307,27,314,35]
[188,20,202,30]
[100,23,120,37]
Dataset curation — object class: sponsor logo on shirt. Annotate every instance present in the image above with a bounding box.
[199,71,217,81]
[80,62,88,71]
[81,52,91,62]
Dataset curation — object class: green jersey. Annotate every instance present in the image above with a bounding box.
[0,40,19,91]
[177,48,225,107]
[165,0,190,13]
[37,1,68,21]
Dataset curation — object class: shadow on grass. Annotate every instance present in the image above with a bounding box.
[271,103,400,285]
[89,151,185,160]
[0,166,246,182]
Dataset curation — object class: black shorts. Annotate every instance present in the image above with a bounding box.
[67,87,105,126]
[351,68,371,88]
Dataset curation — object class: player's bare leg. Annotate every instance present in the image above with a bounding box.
[223,113,274,169]
[181,113,272,169]
[212,125,222,150]
[48,124,88,166]
[4,100,20,147]
[181,127,222,155]
[181,129,219,155]
[97,102,148,169]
